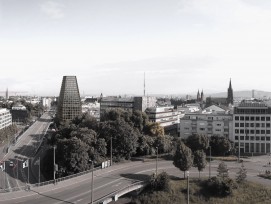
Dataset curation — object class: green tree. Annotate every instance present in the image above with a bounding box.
[144,122,164,137]
[137,134,155,156]
[217,162,229,180]
[56,137,89,176]
[99,119,139,160]
[173,141,193,178]
[193,150,207,178]
[236,163,247,184]
[130,110,149,132]
[186,134,209,152]
[154,135,174,154]
[210,135,232,156]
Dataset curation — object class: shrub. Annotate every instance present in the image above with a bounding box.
[149,171,170,191]
[205,176,237,197]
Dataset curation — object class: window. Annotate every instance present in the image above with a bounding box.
[245,116,249,121]
[256,136,260,141]
[261,130,265,134]
[256,123,260,127]
[215,129,221,132]
[267,137,271,141]
[256,130,260,134]
[267,130,271,134]
[267,123,270,128]
[261,117,265,121]
[261,137,265,141]
[235,129,239,133]
[240,136,244,140]
[251,136,254,140]
[240,129,244,134]
[250,123,254,127]
[235,136,238,140]
[240,123,244,127]
[256,117,260,121]
[235,116,239,121]
[200,128,205,131]
[217,124,222,126]
[240,116,244,121]
[250,130,254,134]
[235,123,239,127]
[267,117,271,121]
[251,117,255,121]
[245,136,249,140]
[245,123,249,127]
[262,123,265,128]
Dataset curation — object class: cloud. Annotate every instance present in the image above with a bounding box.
[40,1,65,19]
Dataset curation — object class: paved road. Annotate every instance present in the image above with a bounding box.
[0,157,271,204]
[0,113,52,191]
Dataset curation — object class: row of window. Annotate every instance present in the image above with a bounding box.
[235,123,271,128]
[235,129,271,134]
[235,116,271,121]
[235,135,271,141]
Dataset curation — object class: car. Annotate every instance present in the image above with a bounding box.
[9,161,14,167]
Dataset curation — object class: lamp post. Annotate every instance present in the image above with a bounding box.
[110,136,113,166]
[187,171,189,204]
[90,160,94,204]
[53,146,56,183]
[156,147,158,176]
[209,146,211,178]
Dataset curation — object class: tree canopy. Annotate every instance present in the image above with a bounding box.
[173,141,193,178]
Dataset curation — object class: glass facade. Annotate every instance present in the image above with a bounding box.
[57,76,82,122]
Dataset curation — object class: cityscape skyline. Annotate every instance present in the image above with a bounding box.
[1,0,271,96]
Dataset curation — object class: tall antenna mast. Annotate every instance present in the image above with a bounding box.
[144,72,146,96]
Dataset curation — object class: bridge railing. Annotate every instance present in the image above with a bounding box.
[93,181,147,204]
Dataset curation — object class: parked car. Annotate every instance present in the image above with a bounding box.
[9,161,14,167]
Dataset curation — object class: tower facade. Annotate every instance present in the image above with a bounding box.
[227,79,233,105]
[197,90,200,101]
[201,90,204,102]
[57,76,82,122]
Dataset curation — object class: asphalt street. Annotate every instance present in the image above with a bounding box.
[0,157,271,204]
[0,113,52,191]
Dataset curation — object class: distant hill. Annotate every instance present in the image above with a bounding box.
[210,90,271,99]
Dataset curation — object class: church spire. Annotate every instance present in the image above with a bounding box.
[227,78,233,105]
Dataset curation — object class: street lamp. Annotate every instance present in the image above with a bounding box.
[209,145,211,178]
[156,147,158,176]
[89,160,94,204]
[110,136,113,166]
[187,171,189,204]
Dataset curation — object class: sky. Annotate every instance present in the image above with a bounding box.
[1,0,271,97]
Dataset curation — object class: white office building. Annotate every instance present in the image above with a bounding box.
[0,108,12,130]
[233,100,271,154]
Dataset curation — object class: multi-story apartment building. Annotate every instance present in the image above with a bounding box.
[145,106,179,136]
[233,100,271,154]
[180,105,233,139]
[0,108,12,130]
